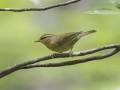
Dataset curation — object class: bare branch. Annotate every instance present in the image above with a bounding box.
[0,0,81,12]
[23,47,119,68]
[0,43,120,78]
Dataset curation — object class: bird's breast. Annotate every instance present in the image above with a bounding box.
[44,43,72,53]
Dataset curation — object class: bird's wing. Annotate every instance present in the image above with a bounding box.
[53,31,83,46]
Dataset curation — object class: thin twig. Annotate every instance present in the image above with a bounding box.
[0,43,120,78]
[0,0,81,12]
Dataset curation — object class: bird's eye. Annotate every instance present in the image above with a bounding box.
[40,34,52,40]
[41,37,46,40]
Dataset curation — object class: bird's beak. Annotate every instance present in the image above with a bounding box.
[34,39,40,42]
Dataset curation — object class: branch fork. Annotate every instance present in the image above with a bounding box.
[0,43,120,78]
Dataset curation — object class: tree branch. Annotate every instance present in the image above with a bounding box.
[22,48,119,68]
[0,0,81,12]
[0,43,120,78]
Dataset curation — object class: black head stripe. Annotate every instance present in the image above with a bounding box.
[40,34,53,40]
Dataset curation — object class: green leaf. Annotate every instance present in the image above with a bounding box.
[85,8,120,14]
[109,0,120,9]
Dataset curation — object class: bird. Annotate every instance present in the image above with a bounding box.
[35,30,96,57]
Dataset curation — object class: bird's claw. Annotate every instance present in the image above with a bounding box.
[69,51,73,58]
[51,53,57,58]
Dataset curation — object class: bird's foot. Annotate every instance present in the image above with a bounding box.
[51,53,57,58]
[69,51,73,58]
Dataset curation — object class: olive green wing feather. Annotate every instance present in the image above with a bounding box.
[53,31,83,46]
[52,30,96,46]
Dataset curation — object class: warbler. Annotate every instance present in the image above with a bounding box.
[35,30,96,56]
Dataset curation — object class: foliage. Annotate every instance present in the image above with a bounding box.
[86,0,120,14]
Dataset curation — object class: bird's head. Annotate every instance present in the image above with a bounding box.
[34,34,54,44]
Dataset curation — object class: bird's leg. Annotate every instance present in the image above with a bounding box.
[69,46,73,57]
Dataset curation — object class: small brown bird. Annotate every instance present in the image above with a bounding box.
[35,30,96,56]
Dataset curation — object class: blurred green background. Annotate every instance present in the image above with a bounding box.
[0,0,120,90]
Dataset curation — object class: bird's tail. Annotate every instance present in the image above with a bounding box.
[81,30,96,36]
